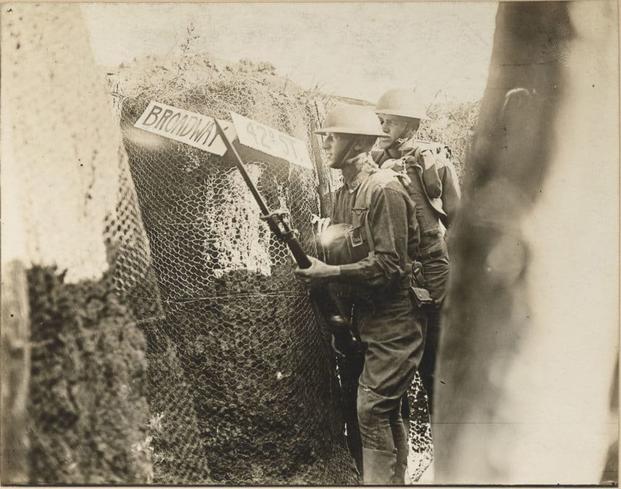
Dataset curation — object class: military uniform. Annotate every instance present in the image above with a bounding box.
[372,138,460,411]
[304,104,426,484]
[322,155,425,484]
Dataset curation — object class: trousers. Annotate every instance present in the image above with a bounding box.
[419,306,441,414]
[355,285,425,482]
[337,350,365,474]
[419,251,449,414]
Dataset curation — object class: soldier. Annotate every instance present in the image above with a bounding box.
[372,88,461,414]
[295,104,425,484]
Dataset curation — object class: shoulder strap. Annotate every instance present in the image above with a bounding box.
[353,168,410,259]
[363,194,375,257]
[353,171,383,258]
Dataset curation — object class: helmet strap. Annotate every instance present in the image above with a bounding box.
[395,136,409,146]
[389,120,419,149]
[334,136,359,168]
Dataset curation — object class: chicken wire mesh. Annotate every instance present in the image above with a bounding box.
[116,95,357,484]
[2,4,171,483]
[4,4,432,482]
[104,164,210,483]
[406,373,433,482]
[104,61,434,480]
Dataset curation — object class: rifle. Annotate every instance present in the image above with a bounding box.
[213,120,310,268]
[213,119,360,356]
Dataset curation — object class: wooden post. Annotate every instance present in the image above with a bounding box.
[1,260,31,483]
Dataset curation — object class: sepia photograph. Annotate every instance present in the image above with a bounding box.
[1,1,618,486]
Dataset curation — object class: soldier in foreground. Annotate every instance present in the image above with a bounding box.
[295,104,425,484]
[372,89,460,413]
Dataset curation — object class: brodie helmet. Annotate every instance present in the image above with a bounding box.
[375,88,428,120]
[316,104,388,137]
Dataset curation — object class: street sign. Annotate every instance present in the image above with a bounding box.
[134,101,234,156]
[231,112,313,170]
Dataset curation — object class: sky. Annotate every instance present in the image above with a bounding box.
[82,2,498,104]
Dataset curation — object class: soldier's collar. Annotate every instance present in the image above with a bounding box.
[343,153,374,193]
[397,137,419,155]
[385,138,411,158]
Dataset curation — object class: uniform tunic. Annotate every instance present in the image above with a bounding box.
[373,139,461,414]
[318,154,427,475]
[372,139,460,302]
[329,159,424,404]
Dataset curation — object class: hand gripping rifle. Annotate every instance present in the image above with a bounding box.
[213,119,360,356]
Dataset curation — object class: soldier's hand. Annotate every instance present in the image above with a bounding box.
[382,158,404,171]
[294,256,340,285]
[382,158,412,187]
[395,172,412,187]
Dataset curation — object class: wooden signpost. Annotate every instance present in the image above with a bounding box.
[134,101,234,156]
[134,102,313,172]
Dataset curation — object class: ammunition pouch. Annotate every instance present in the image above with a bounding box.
[410,286,435,309]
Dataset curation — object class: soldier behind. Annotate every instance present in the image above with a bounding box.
[371,88,461,414]
[295,104,425,484]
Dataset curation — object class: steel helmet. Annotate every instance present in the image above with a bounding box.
[375,88,428,120]
[315,104,388,137]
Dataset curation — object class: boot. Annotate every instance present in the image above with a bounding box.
[362,447,397,485]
